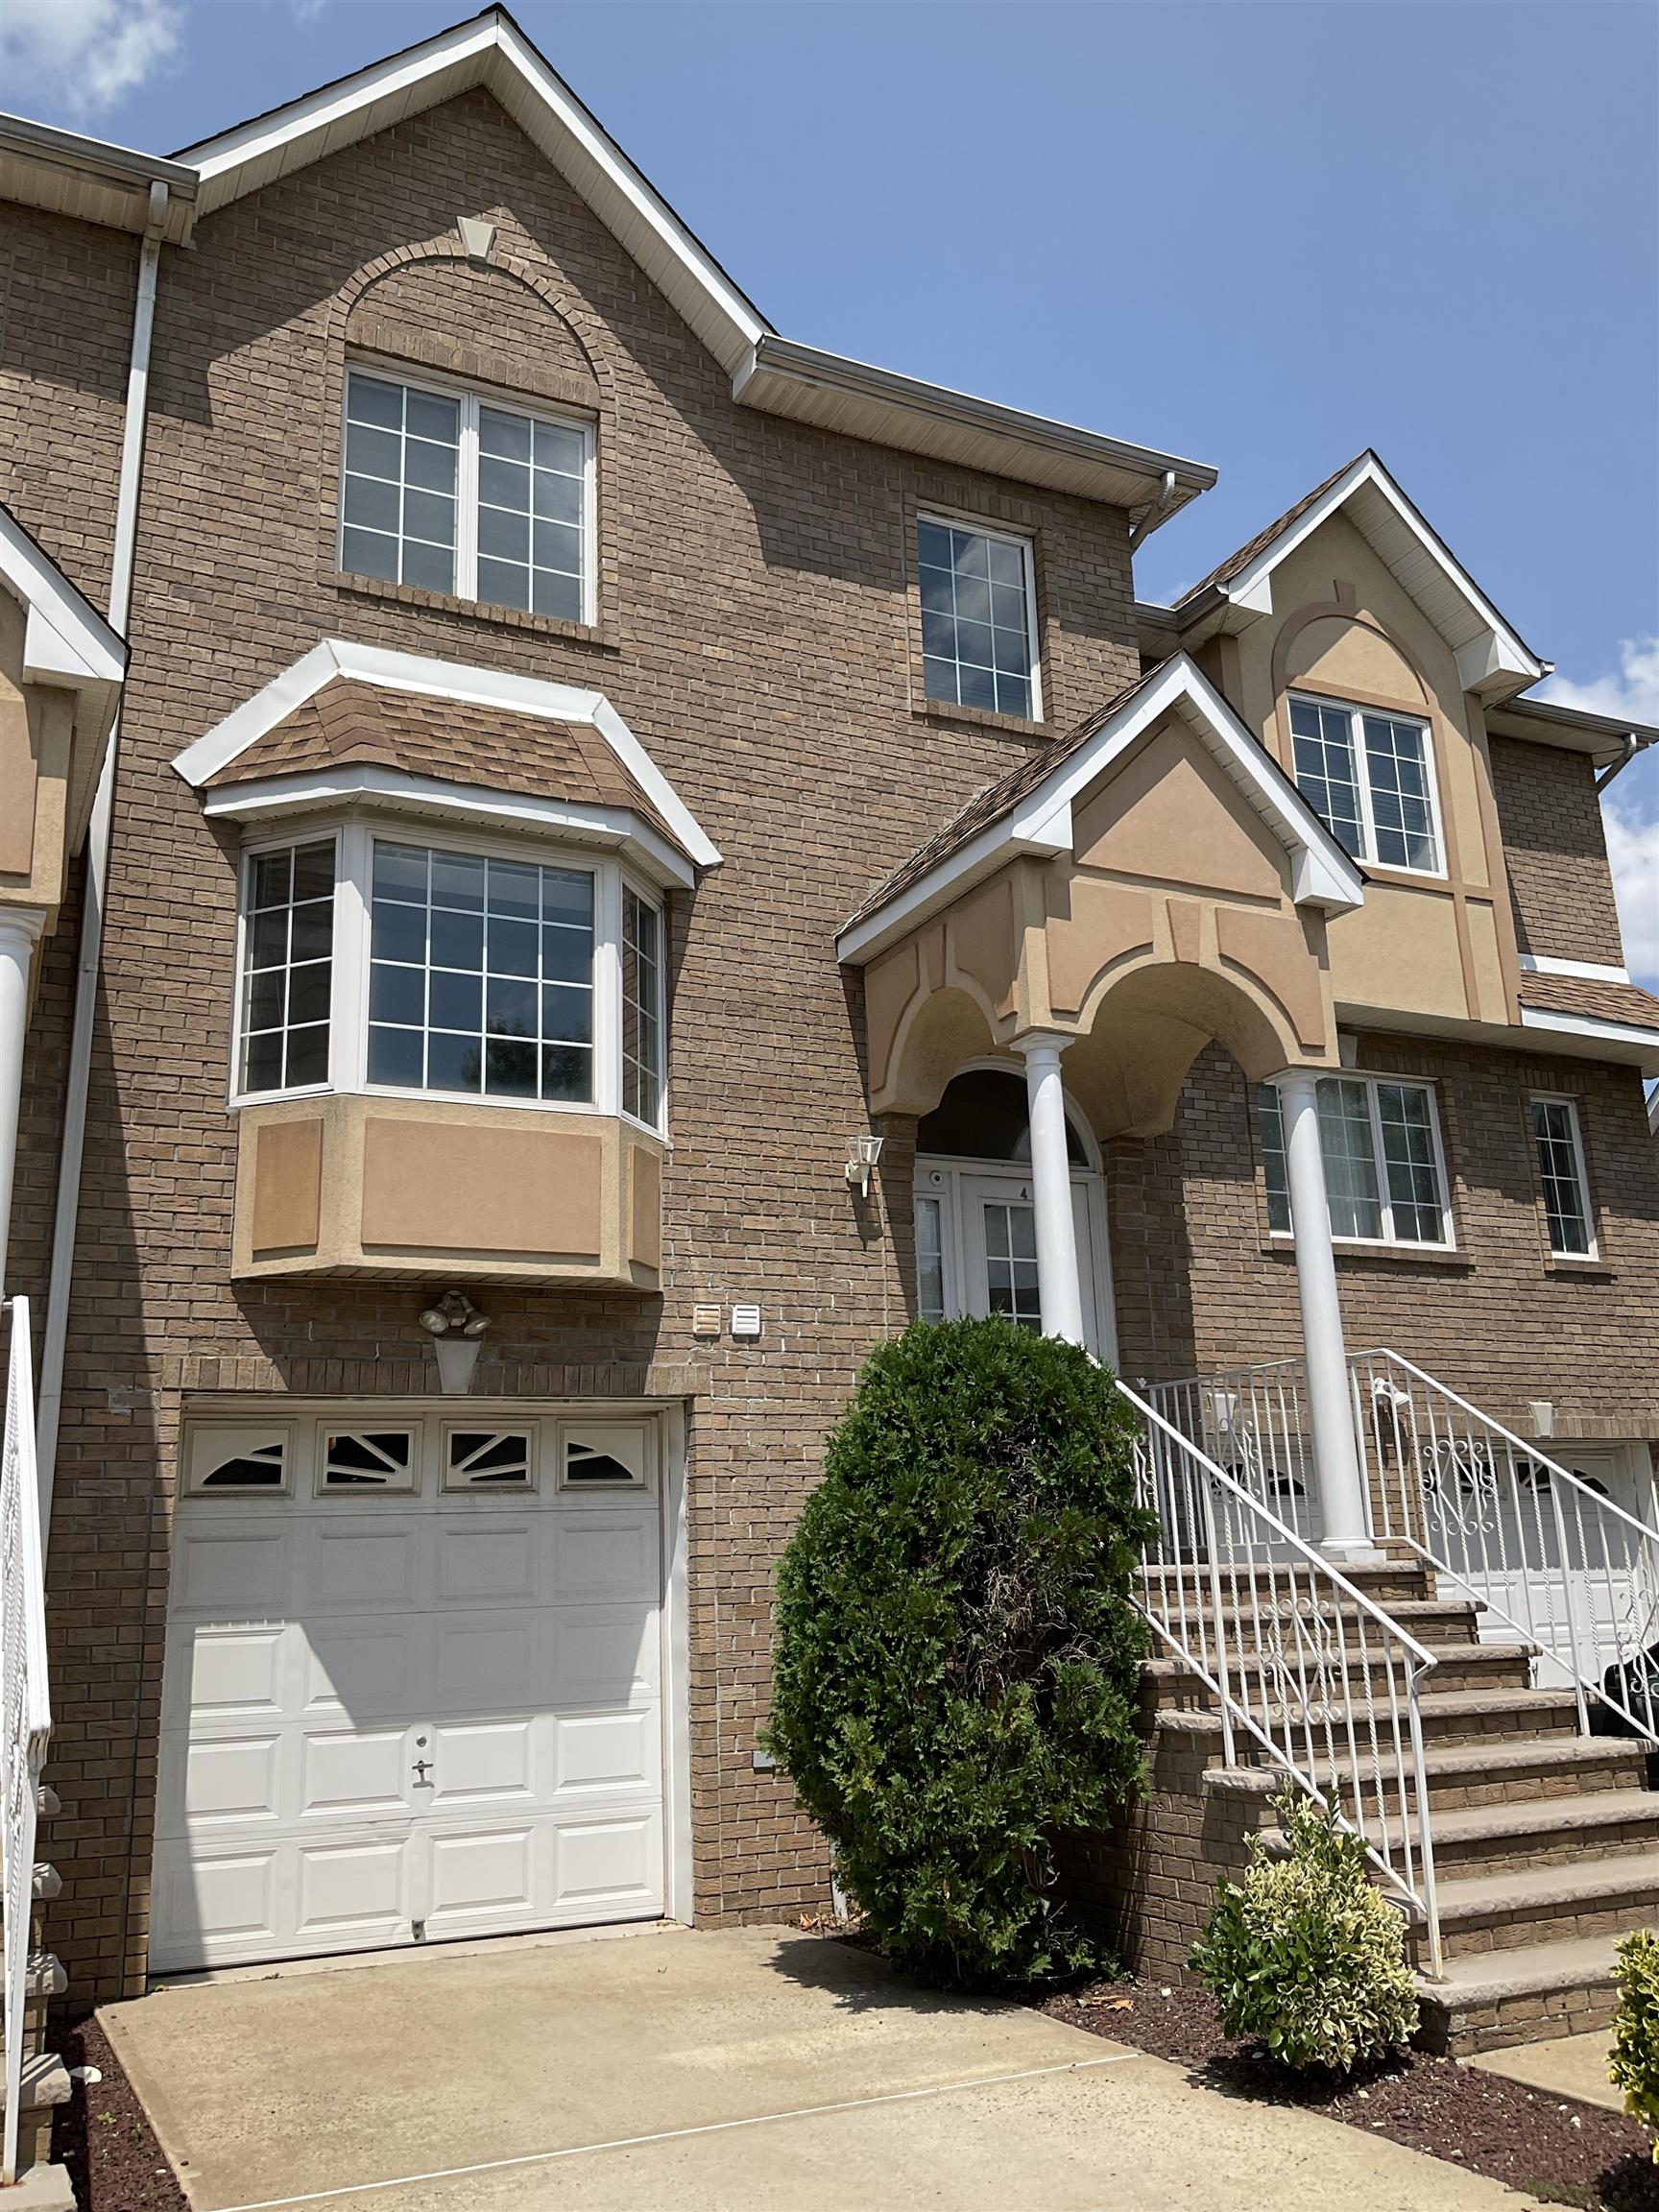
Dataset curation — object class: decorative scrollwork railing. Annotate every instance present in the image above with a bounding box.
[1352,1348,1659,1741]
[1,1298,51,2184]
[1118,1375,1443,1976]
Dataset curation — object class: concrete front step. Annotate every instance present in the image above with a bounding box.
[22,1955,65,2002]
[1147,1597,1486,1648]
[1434,1851,1659,1960]
[1145,1641,1533,1709]
[1423,1788,1659,1880]
[0,2051,71,2115]
[1209,1733,1647,1821]
[1413,1684,1582,1745]
[1416,1934,1623,2056]
[1143,1561,1432,1608]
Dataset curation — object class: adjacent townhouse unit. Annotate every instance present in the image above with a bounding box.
[1,5,1655,2097]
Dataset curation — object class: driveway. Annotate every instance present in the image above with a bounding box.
[103,1923,1532,2211]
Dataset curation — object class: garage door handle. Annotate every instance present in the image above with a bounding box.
[412,1759,434,1786]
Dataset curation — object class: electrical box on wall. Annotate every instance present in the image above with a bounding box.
[731,1304,762,1340]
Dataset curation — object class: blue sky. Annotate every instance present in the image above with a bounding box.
[6,0,1656,982]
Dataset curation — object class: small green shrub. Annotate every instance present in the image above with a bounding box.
[763,1316,1152,1989]
[1609,1928,1659,2152]
[1190,1788,1419,2074]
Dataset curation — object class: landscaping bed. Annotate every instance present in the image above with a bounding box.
[1042,1976,1659,2212]
[51,2016,188,2212]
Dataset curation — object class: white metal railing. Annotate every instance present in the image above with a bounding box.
[1145,1359,1321,1549]
[1,1299,51,2184]
[1118,1376,1443,1976]
[1352,1348,1659,1742]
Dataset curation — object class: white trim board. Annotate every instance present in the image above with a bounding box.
[1192,452,1544,700]
[1519,953,1631,985]
[0,500,127,691]
[836,652,1365,966]
[171,638,720,873]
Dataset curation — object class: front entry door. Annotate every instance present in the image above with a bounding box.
[960,1171,1107,1358]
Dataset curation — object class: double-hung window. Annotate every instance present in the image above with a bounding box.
[918,517,1040,720]
[1287,693,1442,872]
[1259,1074,1452,1248]
[233,830,665,1129]
[1530,1096,1597,1258]
[341,369,593,623]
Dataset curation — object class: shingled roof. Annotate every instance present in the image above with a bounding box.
[1174,452,1364,606]
[202,675,679,849]
[1519,972,1659,1032]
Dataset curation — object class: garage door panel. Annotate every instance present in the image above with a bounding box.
[550,1604,661,1703]
[304,1619,421,1718]
[553,1710,659,1796]
[304,1521,420,1610]
[434,1520,542,1604]
[427,1719,536,1805]
[301,1727,413,1817]
[159,1406,668,1973]
[172,1526,290,1617]
[553,1514,657,1603]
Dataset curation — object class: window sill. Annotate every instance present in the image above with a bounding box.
[329,568,617,650]
[1262,1237,1471,1268]
[1544,1256,1616,1279]
[913,696,1046,740]
[1357,861,1452,891]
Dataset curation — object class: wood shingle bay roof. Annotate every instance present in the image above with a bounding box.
[1519,972,1659,1032]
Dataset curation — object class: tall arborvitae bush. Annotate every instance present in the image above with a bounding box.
[765,1316,1153,1987]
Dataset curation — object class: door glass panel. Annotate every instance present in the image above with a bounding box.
[916,1196,946,1321]
[982,1201,1042,1331]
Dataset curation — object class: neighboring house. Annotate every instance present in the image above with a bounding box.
[0,4,1655,2064]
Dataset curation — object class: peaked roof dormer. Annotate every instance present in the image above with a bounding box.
[837,652,1364,964]
[1143,451,1547,701]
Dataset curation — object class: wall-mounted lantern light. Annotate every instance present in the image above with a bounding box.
[420,1289,491,1395]
[845,1134,883,1198]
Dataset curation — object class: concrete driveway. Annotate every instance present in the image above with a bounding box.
[103,1923,1534,2212]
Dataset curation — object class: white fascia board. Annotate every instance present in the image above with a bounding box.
[1519,1005,1659,1065]
[172,638,719,872]
[834,817,1070,966]
[201,764,697,889]
[0,507,127,689]
[180,13,765,376]
[1519,953,1631,985]
[1221,455,1542,685]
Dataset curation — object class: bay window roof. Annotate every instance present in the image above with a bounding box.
[171,638,718,888]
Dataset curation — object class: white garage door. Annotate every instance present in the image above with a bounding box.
[153,1406,667,1973]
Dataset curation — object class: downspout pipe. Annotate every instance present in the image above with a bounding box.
[35,180,169,1531]
[1595,730,1650,796]
[1128,469,1178,553]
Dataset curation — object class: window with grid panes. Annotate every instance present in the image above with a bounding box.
[621,888,662,1125]
[918,517,1038,719]
[1531,1097,1596,1257]
[1259,1074,1450,1247]
[239,840,335,1094]
[1287,694,1441,871]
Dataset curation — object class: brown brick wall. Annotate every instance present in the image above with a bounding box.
[1488,734,1627,968]
[1110,1033,1659,1436]
[8,87,1142,1999]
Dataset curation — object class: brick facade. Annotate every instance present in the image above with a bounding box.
[1,75,1653,2009]
[1489,733,1628,968]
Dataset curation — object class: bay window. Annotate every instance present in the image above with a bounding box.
[234,827,664,1127]
[1287,693,1442,873]
[1259,1073,1452,1249]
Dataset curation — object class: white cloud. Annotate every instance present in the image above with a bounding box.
[1604,796,1659,991]
[1,0,180,119]
[1538,635,1659,726]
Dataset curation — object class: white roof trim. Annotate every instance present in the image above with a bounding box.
[836,653,1364,965]
[0,504,127,690]
[1219,454,1544,698]
[171,637,720,871]
[1519,952,1631,986]
[1520,1007,1659,1050]
[177,10,767,377]
[202,763,695,888]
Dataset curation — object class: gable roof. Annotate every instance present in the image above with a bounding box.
[161,9,1212,524]
[836,653,1365,964]
[0,499,127,693]
[1146,451,1546,700]
[173,638,719,883]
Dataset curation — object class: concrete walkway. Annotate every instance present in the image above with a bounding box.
[103,1924,1538,2212]
[1472,2027,1623,2114]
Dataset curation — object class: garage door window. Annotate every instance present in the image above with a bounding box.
[186,1430,290,1493]
[445,1430,533,1487]
[563,1426,648,1487]
[320,1430,416,1490]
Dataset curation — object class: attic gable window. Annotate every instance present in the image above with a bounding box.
[918,517,1040,720]
[341,369,593,624]
[1287,693,1443,874]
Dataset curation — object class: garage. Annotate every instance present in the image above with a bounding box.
[152,1404,677,1974]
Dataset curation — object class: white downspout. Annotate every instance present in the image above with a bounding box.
[34,180,169,1531]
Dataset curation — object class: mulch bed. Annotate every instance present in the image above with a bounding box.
[51,2016,189,2212]
[1042,1977,1659,2212]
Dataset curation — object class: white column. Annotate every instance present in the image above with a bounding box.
[0,910,45,1305]
[1278,1069,1376,1561]
[1018,1032,1085,1345]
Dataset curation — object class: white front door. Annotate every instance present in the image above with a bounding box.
[917,1158,1116,1363]
[153,1405,668,1973]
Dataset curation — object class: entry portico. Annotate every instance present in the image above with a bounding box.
[839,653,1378,1559]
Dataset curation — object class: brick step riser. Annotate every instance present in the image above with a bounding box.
[1143,1572,1432,1609]
[1418,1706,1581,1748]
[1216,1754,1647,1825]
[1430,1819,1659,1883]
[1438,1890,1659,1960]
[1145,1656,1531,1711]
[1416,1980,1619,2058]
[1157,1607,1483,1648]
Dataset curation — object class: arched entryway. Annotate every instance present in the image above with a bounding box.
[912,1065,1118,1362]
